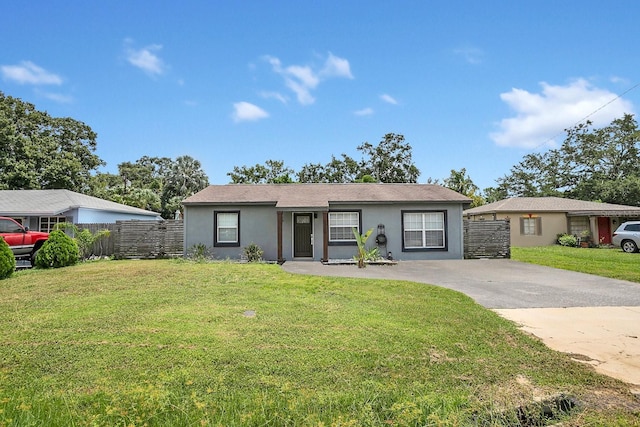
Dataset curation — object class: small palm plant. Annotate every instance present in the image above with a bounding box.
[352,227,373,268]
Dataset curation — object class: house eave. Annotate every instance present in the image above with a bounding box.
[567,210,640,217]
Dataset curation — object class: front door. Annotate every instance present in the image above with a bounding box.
[598,217,611,244]
[293,213,313,257]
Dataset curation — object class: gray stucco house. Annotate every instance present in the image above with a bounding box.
[182,183,471,263]
[0,189,161,232]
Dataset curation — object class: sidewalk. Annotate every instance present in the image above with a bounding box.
[495,306,640,393]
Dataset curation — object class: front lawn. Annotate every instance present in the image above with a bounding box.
[512,245,640,283]
[0,260,638,426]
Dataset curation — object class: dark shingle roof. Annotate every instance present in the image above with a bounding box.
[183,183,470,208]
[464,197,640,216]
[0,189,160,217]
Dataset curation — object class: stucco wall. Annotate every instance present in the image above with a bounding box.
[468,212,568,247]
[184,204,279,260]
[184,202,466,261]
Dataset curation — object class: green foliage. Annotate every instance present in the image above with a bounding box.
[0,236,15,280]
[442,168,485,207]
[228,159,294,184]
[364,245,381,261]
[34,230,79,268]
[243,242,264,262]
[161,155,209,219]
[358,133,420,183]
[297,154,362,183]
[353,227,374,268]
[186,243,213,262]
[557,233,578,247]
[0,91,104,190]
[54,223,111,260]
[87,155,208,219]
[232,133,421,184]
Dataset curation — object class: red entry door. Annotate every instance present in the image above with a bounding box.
[598,217,611,244]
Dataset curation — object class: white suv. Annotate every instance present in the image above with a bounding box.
[612,221,640,253]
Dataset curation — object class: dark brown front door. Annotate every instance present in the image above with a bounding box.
[294,213,313,257]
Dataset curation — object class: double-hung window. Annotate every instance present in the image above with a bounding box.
[402,211,446,250]
[214,211,240,247]
[328,211,360,244]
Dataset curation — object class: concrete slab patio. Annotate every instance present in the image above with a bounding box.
[281,259,640,392]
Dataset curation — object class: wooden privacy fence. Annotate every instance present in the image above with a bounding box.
[114,220,184,259]
[74,223,116,257]
[463,219,510,259]
[75,220,184,259]
[76,219,507,260]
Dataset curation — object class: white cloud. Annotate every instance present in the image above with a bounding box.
[319,52,354,79]
[490,79,634,148]
[124,40,166,76]
[39,91,73,103]
[232,102,269,122]
[454,46,484,65]
[0,61,62,85]
[354,107,374,116]
[610,75,629,85]
[263,52,353,105]
[380,94,398,105]
[259,91,288,104]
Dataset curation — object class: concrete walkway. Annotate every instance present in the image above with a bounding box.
[281,259,640,392]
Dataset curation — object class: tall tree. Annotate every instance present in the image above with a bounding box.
[0,91,104,190]
[357,133,420,183]
[228,160,294,183]
[298,154,362,183]
[228,133,420,184]
[162,155,209,218]
[443,168,484,208]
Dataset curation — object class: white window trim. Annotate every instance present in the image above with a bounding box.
[328,211,360,243]
[402,211,446,250]
[214,211,240,246]
[39,216,66,233]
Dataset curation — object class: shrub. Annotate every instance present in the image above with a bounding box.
[557,234,578,247]
[55,223,111,260]
[0,236,15,280]
[243,242,264,262]
[35,230,79,268]
[187,243,213,262]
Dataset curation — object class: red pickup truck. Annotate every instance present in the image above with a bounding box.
[0,216,49,266]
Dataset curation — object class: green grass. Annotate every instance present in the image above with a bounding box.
[0,260,638,426]
[512,245,640,283]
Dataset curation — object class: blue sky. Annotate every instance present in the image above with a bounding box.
[2,1,638,191]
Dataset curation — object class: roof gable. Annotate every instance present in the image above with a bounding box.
[0,189,160,217]
[183,183,470,208]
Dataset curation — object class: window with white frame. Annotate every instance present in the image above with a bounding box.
[214,211,240,246]
[40,216,66,232]
[328,211,360,243]
[402,211,446,250]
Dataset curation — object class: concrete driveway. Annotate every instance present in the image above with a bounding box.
[281,259,640,392]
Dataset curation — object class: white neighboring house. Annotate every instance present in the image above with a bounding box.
[0,189,161,232]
